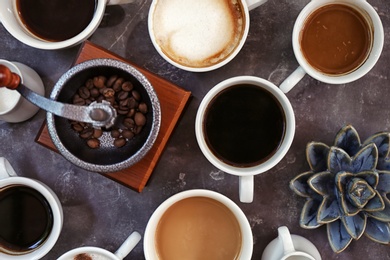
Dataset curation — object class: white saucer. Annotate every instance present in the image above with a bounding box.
[261,234,322,260]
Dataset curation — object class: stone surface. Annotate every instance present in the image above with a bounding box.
[0,0,390,259]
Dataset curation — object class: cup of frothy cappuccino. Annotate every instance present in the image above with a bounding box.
[148,0,268,72]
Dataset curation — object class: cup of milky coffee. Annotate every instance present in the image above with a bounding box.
[57,231,141,260]
[0,157,63,260]
[148,0,268,72]
[0,59,44,123]
[195,76,295,203]
[279,0,384,93]
[144,189,253,260]
[0,0,135,50]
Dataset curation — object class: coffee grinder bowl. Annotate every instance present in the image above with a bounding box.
[47,59,161,173]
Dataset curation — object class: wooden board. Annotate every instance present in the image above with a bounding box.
[35,41,191,192]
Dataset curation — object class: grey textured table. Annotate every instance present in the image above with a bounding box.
[1,0,390,259]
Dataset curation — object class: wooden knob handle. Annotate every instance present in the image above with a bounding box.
[0,65,21,90]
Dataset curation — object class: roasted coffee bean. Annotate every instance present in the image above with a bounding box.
[71,122,84,132]
[73,96,85,106]
[102,88,115,98]
[127,97,138,109]
[90,88,100,98]
[132,90,141,101]
[134,112,146,126]
[114,138,126,148]
[87,138,100,149]
[134,125,143,134]
[117,91,129,100]
[138,102,148,114]
[111,129,121,138]
[105,96,116,106]
[119,98,129,107]
[73,93,81,100]
[107,75,118,87]
[121,81,133,92]
[93,129,103,138]
[93,76,106,89]
[85,79,94,89]
[117,107,129,115]
[122,129,134,139]
[127,108,136,118]
[80,128,94,139]
[113,78,124,92]
[123,117,135,129]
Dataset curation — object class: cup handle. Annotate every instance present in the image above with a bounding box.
[114,231,142,259]
[245,0,268,11]
[106,0,135,5]
[279,66,306,93]
[278,226,296,255]
[239,175,254,203]
[0,157,17,180]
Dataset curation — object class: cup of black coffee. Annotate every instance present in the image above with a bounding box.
[195,76,295,203]
[0,157,63,259]
[0,0,134,50]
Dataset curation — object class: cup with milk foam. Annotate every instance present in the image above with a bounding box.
[0,59,44,123]
[148,0,268,72]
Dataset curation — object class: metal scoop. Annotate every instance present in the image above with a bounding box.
[0,64,117,128]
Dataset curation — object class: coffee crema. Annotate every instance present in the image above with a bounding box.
[300,4,372,75]
[204,84,286,167]
[16,0,96,42]
[152,0,246,68]
[0,185,53,254]
[155,197,242,260]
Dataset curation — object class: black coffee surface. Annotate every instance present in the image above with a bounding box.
[16,0,96,42]
[204,85,285,167]
[0,185,53,253]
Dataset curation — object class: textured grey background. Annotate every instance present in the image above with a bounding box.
[0,0,389,259]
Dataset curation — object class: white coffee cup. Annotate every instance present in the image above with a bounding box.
[279,0,384,93]
[148,0,268,72]
[195,76,295,203]
[144,189,253,259]
[0,59,44,123]
[261,226,321,260]
[0,157,63,260]
[57,231,141,260]
[0,0,135,50]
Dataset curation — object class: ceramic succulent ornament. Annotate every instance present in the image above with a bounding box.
[290,125,390,253]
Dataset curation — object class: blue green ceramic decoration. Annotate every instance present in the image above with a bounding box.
[290,125,390,253]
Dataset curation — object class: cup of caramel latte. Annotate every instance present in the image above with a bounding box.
[148,0,268,72]
[144,189,253,260]
[279,0,384,93]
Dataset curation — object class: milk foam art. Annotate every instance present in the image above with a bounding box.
[152,0,245,68]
